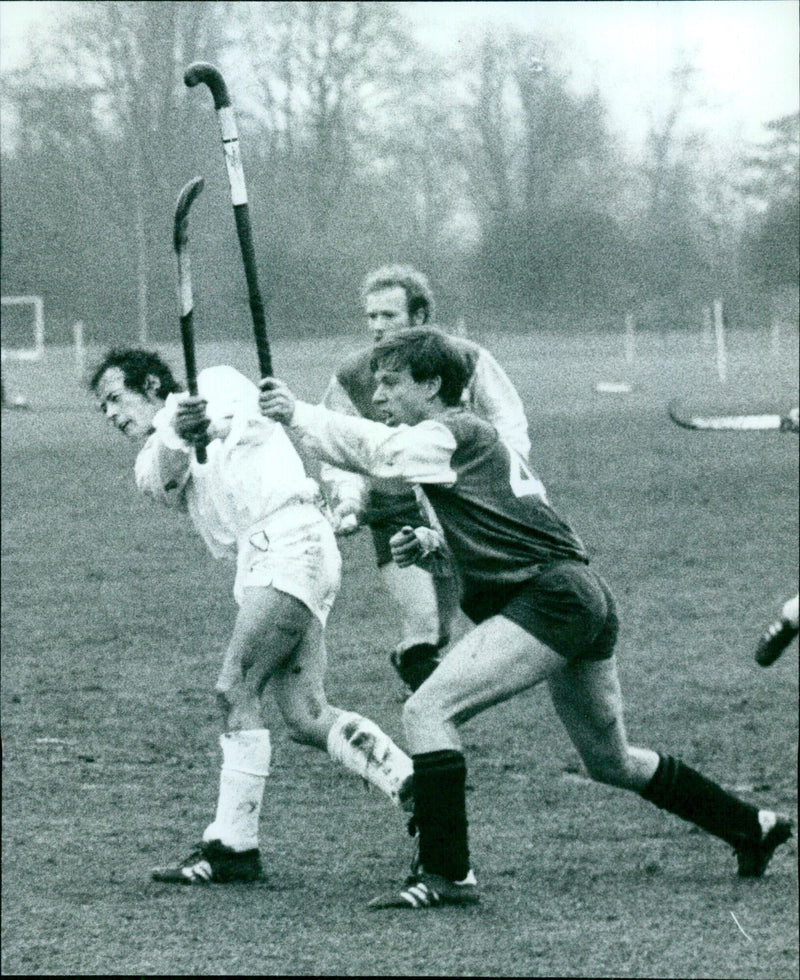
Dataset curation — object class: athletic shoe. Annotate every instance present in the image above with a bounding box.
[368,870,480,909]
[735,813,792,877]
[151,839,262,884]
[755,619,799,666]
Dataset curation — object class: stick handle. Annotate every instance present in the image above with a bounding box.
[179,308,207,464]
[233,205,272,377]
[173,176,208,464]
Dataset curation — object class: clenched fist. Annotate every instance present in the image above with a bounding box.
[259,377,296,425]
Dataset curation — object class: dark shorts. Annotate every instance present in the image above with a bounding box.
[365,491,427,567]
[461,561,619,662]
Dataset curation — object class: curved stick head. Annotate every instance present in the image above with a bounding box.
[173,176,205,252]
[184,61,231,109]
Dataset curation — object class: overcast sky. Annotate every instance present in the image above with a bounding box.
[1,0,798,151]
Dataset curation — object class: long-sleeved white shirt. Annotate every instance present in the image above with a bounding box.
[135,365,322,561]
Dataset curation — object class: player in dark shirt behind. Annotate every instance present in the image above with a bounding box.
[259,327,792,909]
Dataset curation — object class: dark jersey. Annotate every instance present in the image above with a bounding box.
[291,402,587,601]
[421,413,588,598]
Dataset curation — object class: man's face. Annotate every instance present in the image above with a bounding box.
[372,364,438,426]
[364,286,412,342]
[95,366,161,440]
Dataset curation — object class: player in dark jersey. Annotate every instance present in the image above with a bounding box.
[321,265,530,693]
[259,327,792,909]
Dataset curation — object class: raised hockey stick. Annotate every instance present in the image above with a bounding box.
[667,400,795,432]
[184,62,273,378]
[174,176,208,464]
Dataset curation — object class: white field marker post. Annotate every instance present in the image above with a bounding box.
[73,321,85,377]
[713,299,727,383]
[702,306,713,348]
[624,313,635,363]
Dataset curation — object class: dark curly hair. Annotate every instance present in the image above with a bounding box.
[369,327,468,407]
[89,349,182,399]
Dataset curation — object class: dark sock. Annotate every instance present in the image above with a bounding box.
[641,754,761,847]
[392,644,440,691]
[413,749,470,881]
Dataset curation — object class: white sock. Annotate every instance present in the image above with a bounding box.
[326,711,413,807]
[203,729,271,852]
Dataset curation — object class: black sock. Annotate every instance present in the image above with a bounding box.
[413,749,470,882]
[641,754,761,847]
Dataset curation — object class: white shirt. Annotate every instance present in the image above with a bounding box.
[135,365,321,562]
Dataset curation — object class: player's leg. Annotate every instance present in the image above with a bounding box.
[548,655,792,876]
[756,593,799,666]
[272,619,413,808]
[370,501,443,692]
[152,586,305,884]
[380,561,442,689]
[370,615,563,908]
[432,560,469,650]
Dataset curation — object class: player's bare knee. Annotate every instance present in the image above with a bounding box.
[582,751,638,789]
[403,685,448,730]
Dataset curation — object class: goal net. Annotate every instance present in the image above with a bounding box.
[1,295,44,361]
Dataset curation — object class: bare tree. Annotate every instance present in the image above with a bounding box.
[3,1,229,341]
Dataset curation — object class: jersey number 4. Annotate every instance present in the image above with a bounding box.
[506,445,548,501]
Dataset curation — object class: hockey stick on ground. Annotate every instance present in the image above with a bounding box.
[174,176,208,464]
[667,400,788,432]
[184,62,273,379]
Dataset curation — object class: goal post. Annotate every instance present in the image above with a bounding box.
[1,295,44,361]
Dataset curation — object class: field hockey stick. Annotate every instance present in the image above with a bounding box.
[173,176,208,464]
[667,400,789,432]
[184,62,273,379]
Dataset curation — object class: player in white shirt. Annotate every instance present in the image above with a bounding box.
[322,265,531,692]
[259,327,792,909]
[90,349,413,885]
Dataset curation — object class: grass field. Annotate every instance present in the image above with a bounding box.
[2,328,798,977]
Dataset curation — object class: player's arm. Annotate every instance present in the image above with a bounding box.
[134,414,192,508]
[319,375,369,530]
[468,348,531,459]
[259,379,458,485]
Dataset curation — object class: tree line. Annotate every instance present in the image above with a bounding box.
[1,0,797,344]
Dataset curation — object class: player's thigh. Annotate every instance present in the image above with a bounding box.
[408,615,564,727]
[219,586,311,695]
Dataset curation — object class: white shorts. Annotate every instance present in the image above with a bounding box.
[235,503,341,625]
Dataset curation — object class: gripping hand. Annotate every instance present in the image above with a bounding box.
[390,525,425,568]
[174,397,211,448]
[331,499,362,535]
[259,377,296,424]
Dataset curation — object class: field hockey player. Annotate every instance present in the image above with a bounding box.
[259,327,793,908]
[89,349,413,884]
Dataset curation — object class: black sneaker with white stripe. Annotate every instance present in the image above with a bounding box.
[151,840,262,884]
[368,870,480,909]
[734,813,792,877]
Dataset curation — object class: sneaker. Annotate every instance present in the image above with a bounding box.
[735,813,792,877]
[151,840,262,884]
[368,870,479,909]
[755,619,799,666]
